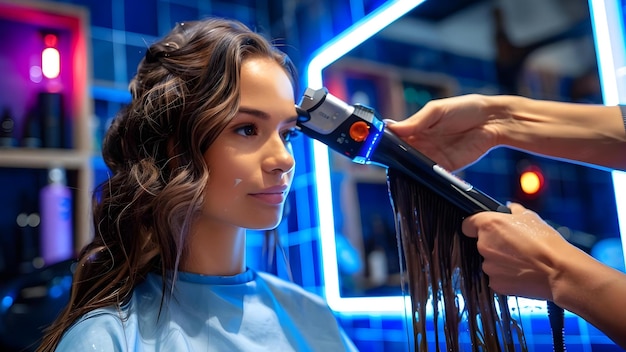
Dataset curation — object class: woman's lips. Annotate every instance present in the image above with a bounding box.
[250,185,288,205]
[250,192,286,205]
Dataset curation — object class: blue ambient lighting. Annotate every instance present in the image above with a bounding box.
[1,295,13,312]
[48,285,63,299]
[306,0,626,315]
[305,0,552,316]
[589,0,626,262]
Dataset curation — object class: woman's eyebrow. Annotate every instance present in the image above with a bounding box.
[238,107,269,119]
[238,107,298,123]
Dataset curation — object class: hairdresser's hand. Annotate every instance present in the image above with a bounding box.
[461,202,577,301]
[388,94,626,171]
[386,94,501,171]
[464,203,626,348]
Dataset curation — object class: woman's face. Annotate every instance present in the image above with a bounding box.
[201,56,297,230]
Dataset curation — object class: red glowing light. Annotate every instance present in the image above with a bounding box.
[520,168,544,195]
[43,33,58,47]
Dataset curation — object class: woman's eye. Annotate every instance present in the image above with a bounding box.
[235,124,257,136]
[281,128,300,142]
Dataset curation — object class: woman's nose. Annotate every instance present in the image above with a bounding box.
[263,134,295,175]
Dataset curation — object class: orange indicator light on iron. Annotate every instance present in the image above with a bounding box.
[349,121,369,142]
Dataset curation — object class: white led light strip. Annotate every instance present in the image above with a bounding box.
[589,0,626,263]
[305,0,425,314]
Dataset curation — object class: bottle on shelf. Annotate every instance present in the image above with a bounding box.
[39,167,73,266]
[22,107,42,148]
[0,107,15,148]
[38,91,63,148]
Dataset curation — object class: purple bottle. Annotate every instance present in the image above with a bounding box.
[39,167,73,265]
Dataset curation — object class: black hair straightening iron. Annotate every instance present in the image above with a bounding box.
[295,87,566,352]
[295,87,510,216]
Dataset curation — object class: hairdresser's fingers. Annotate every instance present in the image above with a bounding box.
[386,115,456,169]
[461,203,531,236]
[461,207,515,239]
[387,103,441,137]
[506,202,529,214]
[461,214,481,238]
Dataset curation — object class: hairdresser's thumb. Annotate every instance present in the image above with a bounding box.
[384,118,412,136]
[506,202,528,215]
[461,215,480,239]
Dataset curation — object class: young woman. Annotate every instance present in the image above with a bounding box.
[38,18,357,351]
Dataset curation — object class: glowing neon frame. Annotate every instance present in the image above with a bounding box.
[307,0,626,314]
[305,0,426,314]
[589,0,626,260]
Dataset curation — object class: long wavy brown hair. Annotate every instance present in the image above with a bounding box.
[37,18,297,352]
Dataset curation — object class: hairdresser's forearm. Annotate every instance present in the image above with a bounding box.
[550,248,626,348]
[487,96,626,170]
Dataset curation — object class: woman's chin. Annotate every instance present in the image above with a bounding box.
[247,218,282,231]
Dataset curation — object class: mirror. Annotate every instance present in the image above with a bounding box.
[305,0,625,314]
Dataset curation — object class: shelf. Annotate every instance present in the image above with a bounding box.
[0,148,90,169]
[0,0,93,268]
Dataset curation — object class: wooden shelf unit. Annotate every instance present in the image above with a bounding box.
[0,0,93,257]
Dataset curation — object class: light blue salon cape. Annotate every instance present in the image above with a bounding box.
[56,269,357,351]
